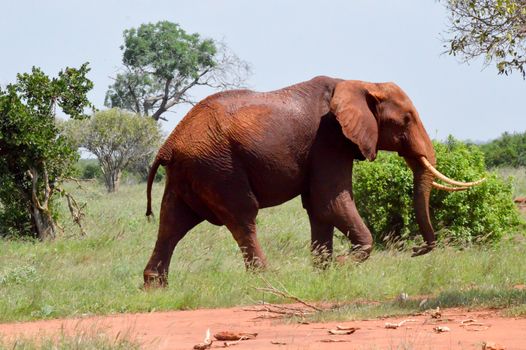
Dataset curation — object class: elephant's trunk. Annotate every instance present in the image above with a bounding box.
[405,156,436,255]
[412,166,435,246]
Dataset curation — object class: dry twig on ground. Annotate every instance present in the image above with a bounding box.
[255,277,322,312]
[385,319,418,329]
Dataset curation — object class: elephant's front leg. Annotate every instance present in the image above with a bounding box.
[309,215,335,267]
[305,150,373,263]
[303,195,335,266]
[331,195,373,262]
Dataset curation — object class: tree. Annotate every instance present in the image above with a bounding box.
[105,21,250,121]
[442,0,526,77]
[480,131,526,167]
[67,109,163,192]
[0,64,93,239]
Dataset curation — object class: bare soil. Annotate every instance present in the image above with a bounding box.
[0,306,525,349]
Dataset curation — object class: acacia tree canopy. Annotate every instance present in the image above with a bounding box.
[105,21,250,121]
[442,0,526,77]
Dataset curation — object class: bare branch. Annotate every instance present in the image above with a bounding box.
[26,168,46,211]
[60,188,87,236]
[255,277,323,312]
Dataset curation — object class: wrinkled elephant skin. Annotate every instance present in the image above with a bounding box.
[143,76,441,287]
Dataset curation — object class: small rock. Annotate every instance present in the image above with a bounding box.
[385,322,400,329]
[433,326,450,333]
[328,328,358,335]
[397,293,409,302]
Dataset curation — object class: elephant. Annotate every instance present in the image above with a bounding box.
[143,76,484,287]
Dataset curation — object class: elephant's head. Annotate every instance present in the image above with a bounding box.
[329,80,484,255]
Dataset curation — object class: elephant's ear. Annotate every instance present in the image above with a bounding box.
[330,81,381,161]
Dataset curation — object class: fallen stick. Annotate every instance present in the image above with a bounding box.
[252,314,286,320]
[270,341,287,345]
[460,322,487,327]
[243,304,312,318]
[328,328,358,335]
[193,328,212,349]
[460,318,477,324]
[385,319,418,329]
[214,332,258,341]
[255,277,323,312]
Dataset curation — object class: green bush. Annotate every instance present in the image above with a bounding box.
[73,158,165,183]
[353,137,522,246]
[73,159,102,180]
[0,65,93,239]
[480,131,526,168]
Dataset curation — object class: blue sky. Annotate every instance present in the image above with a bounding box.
[0,0,524,141]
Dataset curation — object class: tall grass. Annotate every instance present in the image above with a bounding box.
[0,328,140,350]
[496,166,526,197]
[0,182,524,323]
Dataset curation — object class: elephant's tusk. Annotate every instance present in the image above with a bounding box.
[432,181,467,192]
[420,157,486,187]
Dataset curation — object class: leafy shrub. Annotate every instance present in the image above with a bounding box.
[353,137,522,246]
[480,131,526,168]
[64,109,163,192]
[73,159,102,180]
[0,65,93,239]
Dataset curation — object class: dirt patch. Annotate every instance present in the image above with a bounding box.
[0,306,524,349]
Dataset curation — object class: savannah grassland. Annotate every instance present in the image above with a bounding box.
[0,169,525,330]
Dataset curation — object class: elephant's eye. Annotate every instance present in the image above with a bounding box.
[403,113,412,125]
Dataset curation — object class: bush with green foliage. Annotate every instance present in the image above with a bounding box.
[73,159,102,180]
[480,131,526,168]
[64,109,163,193]
[0,65,93,239]
[353,137,521,246]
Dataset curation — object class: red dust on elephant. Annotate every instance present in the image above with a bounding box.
[143,76,484,288]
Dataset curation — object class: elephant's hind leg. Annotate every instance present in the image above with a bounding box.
[227,219,267,270]
[144,191,202,288]
[203,181,267,270]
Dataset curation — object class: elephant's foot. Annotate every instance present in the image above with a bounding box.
[312,249,332,269]
[244,256,268,271]
[411,242,436,257]
[350,244,372,262]
[336,244,372,264]
[143,270,168,289]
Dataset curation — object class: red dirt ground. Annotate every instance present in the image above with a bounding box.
[0,306,524,349]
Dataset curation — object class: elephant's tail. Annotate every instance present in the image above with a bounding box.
[146,157,162,219]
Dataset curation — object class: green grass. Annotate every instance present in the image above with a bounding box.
[0,328,139,350]
[0,182,525,324]
[496,166,526,197]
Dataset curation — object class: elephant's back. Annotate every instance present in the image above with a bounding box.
[162,79,337,208]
